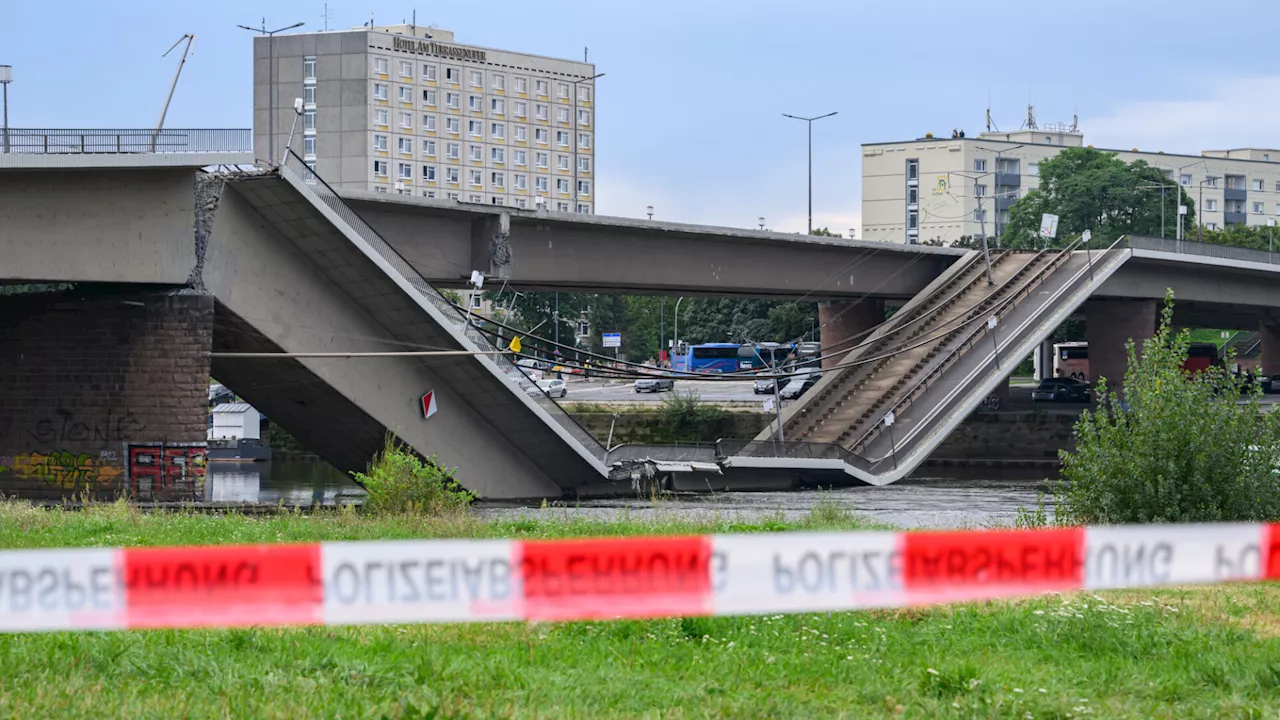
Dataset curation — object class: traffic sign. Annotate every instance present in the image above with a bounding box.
[602,333,621,348]
[421,391,438,420]
[1039,213,1059,239]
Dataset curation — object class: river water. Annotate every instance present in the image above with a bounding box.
[205,459,1049,529]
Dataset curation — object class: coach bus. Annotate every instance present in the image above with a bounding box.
[1052,340,1221,381]
[672,343,742,374]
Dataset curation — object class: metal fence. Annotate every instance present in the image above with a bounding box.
[1126,235,1280,266]
[715,439,871,470]
[3,128,252,154]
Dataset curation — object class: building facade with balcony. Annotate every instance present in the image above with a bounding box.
[862,126,1280,244]
[252,25,597,212]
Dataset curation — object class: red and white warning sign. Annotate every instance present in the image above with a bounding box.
[421,391,438,419]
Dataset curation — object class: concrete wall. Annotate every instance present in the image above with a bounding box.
[928,410,1079,460]
[0,289,212,501]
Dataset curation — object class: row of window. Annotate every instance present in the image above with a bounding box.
[373,86,591,124]
[372,160,591,194]
[371,110,592,148]
[372,57,591,102]
[374,135,591,171]
[395,188,590,214]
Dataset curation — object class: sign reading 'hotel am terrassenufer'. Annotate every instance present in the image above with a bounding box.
[393,36,487,62]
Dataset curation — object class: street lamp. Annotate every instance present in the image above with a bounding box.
[238,19,305,164]
[1198,175,1220,243]
[0,65,12,154]
[758,216,766,230]
[570,72,604,214]
[783,111,837,234]
[646,205,654,220]
[673,297,687,365]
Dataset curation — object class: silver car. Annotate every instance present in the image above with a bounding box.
[536,378,568,398]
[634,377,675,393]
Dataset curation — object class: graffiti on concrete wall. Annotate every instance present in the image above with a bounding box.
[127,443,207,496]
[0,451,125,491]
[27,408,148,445]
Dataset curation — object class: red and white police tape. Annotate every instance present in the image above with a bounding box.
[2,524,1279,632]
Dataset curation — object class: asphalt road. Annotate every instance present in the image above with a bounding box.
[567,378,765,404]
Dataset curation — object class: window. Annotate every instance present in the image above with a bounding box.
[974,184,987,197]
[469,194,483,203]
[373,83,388,101]
[578,109,590,126]
[1275,181,1280,192]
[578,85,590,102]
[973,208,986,222]
[1275,202,1280,214]
[447,191,459,200]
[536,79,548,96]
[446,92,460,110]
[516,198,527,209]
[1205,177,1219,188]
[1206,199,1218,211]
[973,159,987,172]
[557,83,569,99]
[907,186,918,205]
[469,70,482,87]
[1206,222,1218,230]
[1181,174,1192,186]
[399,111,412,129]
[446,167,459,183]
[303,136,316,157]
[375,186,388,194]
[515,150,527,166]
[907,159,919,181]
[423,139,437,157]
[468,95,481,112]
[471,294,483,309]
[1254,202,1264,214]
[491,122,505,140]
[557,107,570,123]
[557,155,569,171]
[445,67,459,83]
[557,202,570,212]
[908,211,918,229]
[489,99,505,116]
[492,73,505,91]
[303,57,316,80]
[1254,179,1265,191]
[446,117,460,134]
[557,178,570,194]
[515,174,527,190]
[423,115,437,131]
[373,134,388,152]
[535,128,549,145]
[303,85,316,104]
[469,120,482,137]
[556,131,569,147]
[423,89,437,106]
[374,57,388,75]
[577,179,591,197]
[1266,153,1271,162]
[535,104,548,120]
[446,142,460,159]
[515,125,528,142]
[577,156,590,173]
[536,176,549,192]
[373,160,388,177]
[491,172,505,189]
[303,109,316,130]
[514,101,527,118]
[492,147,505,164]
[469,145,482,162]
[375,109,389,126]
[515,76,528,93]
[469,170,483,187]
[536,152,549,169]
[398,138,412,155]
[423,64,437,81]
[578,133,591,150]
[399,163,412,180]
[577,203,590,214]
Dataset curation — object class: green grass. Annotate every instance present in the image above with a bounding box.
[2,502,1280,718]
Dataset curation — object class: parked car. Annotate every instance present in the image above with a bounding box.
[779,371,820,400]
[536,378,568,398]
[634,377,675,393]
[1263,374,1280,394]
[1032,377,1092,403]
[753,371,789,395]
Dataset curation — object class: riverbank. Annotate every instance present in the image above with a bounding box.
[1,502,1278,718]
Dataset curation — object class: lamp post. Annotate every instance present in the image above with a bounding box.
[646,205,654,220]
[673,297,686,367]
[1152,159,1205,240]
[0,65,11,154]
[783,111,837,234]
[1136,182,1178,238]
[238,19,305,164]
[758,216,766,230]
[568,72,604,215]
[1199,175,1220,243]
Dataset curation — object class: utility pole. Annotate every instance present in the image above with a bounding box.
[238,19,305,164]
[152,34,195,152]
[0,65,11,154]
[783,111,838,234]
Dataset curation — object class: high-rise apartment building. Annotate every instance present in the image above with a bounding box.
[862,123,1280,244]
[253,25,597,212]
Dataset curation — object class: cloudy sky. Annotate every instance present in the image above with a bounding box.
[4,0,1279,233]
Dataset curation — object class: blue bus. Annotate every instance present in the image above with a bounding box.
[673,343,742,373]
[735,343,796,371]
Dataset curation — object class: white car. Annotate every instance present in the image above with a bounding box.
[535,378,568,398]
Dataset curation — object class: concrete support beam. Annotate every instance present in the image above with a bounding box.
[818,299,884,370]
[1085,299,1158,390]
[1261,322,1280,375]
[1034,339,1054,380]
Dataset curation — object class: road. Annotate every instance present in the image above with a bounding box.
[566,378,765,404]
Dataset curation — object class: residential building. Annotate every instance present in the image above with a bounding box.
[862,123,1280,244]
[253,25,597,212]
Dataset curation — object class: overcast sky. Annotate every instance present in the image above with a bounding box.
[5,0,1280,233]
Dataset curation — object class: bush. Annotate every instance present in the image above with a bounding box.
[657,391,730,443]
[1056,294,1280,524]
[351,436,473,515]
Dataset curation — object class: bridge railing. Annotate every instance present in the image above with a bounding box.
[280,149,610,462]
[715,439,872,470]
[1126,235,1280,266]
[3,128,252,154]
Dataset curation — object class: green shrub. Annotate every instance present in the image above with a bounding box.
[657,391,730,442]
[351,436,473,515]
[1056,294,1280,524]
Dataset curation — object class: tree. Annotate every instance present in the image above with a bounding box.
[677,298,818,347]
[811,227,842,238]
[921,234,985,249]
[1003,147,1196,247]
[1200,224,1280,251]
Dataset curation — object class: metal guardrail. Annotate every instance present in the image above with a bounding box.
[3,128,252,154]
[715,439,872,470]
[1125,236,1280,266]
[280,149,609,462]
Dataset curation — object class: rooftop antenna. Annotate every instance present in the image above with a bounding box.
[152,33,195,152]
[584,46,588,62]
[985,93,998,132]
[321,3,332,31]
[1071,112,1079,133]
[1021,103,1037,131]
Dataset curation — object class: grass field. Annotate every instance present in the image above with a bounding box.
[1,502,1279,719]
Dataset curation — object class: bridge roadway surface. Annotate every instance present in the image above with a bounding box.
[5,159,1280,498]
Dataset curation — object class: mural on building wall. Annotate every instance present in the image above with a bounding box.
[0,443,207,500]
[0,451,125,491]
[127,443,207,497]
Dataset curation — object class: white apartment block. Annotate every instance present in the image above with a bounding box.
[253,25,597,212]
[862,125,1280,244]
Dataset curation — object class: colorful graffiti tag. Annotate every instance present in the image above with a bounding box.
[127,443,207,496]
[0,451,125,491]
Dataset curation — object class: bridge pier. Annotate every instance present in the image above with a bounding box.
[818,299,884,370]
[1085,299,1157,391]
[1261,322,1280,376]
[0,288,212,501]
